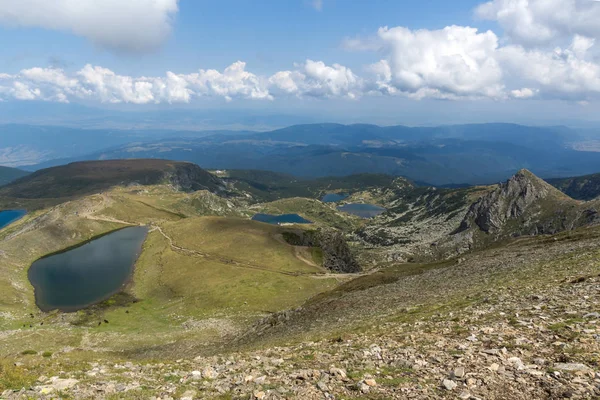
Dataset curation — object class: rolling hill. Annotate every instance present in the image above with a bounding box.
[0,159,226,204]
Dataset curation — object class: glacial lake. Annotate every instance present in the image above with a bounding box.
[321,193,349,203]
[252,213,312,225]
[28,226,148,312]
[337,203,386,218]
[0,210,26,229]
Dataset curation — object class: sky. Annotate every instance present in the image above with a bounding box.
[0,0,599,125]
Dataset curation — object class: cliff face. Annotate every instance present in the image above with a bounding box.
[283,229,361,273]
[166,162,226,193]
[317,229,361,273]
[455,169,600,240]
[458,170,553,234]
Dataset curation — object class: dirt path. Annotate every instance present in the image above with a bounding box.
[79,198,360,281]
[150,226,318,278]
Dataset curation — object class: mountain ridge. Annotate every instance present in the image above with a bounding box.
[0,159,225,205]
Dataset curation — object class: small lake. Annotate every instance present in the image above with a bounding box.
[28,226,148,312]
[337,203,386,218]
[252,213,312,225]
[321,193,349,203]
[0,210,26,229]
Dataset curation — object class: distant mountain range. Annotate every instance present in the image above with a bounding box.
[3,122,600,186]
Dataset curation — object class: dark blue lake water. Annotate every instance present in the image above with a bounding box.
[252,213,312,225]
[28,226,148,312]
[337,203,386,218]
[321,193,349,203]
[0,210,26,229]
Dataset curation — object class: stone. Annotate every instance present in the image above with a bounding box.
[253,391,266,399]
[202,367,218,380]
[329,367,347,380]
[584,313,600,319]
[488,363,500,372]
[38,378,79,394]
[453,367,466,379]
[553,363,591,372]
[359,382,370,393]
[508,357,525,370]
[180,390,196,400]
[190,371,202,380]
[459,391,471,399]
[364,378,377,387]
[443,379,458,390]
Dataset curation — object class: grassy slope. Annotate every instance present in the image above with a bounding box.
[0,159,221,205]
[236,224,600,349]
[0,187,337,359]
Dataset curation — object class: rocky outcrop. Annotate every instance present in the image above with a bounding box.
[456,169,570,235]
[318,229,361,273]
[283,229,360,273]
[166,162,226,193]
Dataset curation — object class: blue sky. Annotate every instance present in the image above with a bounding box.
[0,0,599,125]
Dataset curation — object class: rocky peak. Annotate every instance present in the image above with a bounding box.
[457,169,565,234]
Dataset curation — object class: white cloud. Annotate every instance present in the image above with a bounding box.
[269,60,363,99]
[498,36,600,99]
[348,23,600,101]
[185,62,272,101]
[0,0,179,53]
[510,87,537,99]
[0,60,366,104]
[12,82,41,101]
[3,14,600,105]
[476,0,600,46]
[366,26,506,99]
[312,0,323,11]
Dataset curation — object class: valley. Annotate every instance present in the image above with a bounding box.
[0,159,600,399]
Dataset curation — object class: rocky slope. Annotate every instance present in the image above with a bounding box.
[453,170,600,251]
[354,170,600,262]
[3,225,600,399]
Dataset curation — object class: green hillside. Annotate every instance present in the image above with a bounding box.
[0,159,224,204]
[547,172,600,200]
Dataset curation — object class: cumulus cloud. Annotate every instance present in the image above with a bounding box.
[499,36,600,99]
[476,0,600,46]
[510,87,537,99]
[0,60,366,104]
[368,26,506,99]
[3,1,600,105]
[350,24,600,101]
[269,61,363,99]
[0,0,179,53]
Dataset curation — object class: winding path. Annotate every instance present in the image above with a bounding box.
[80,195,361,281]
